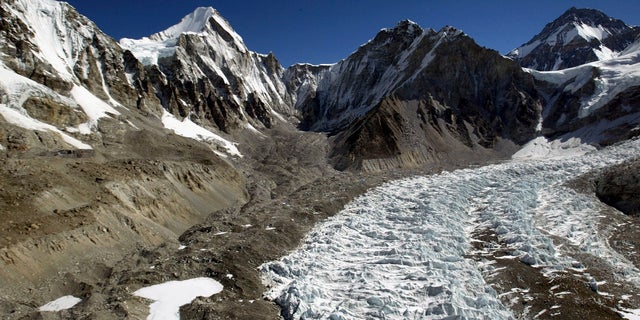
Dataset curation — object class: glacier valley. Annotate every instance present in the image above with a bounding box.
[262,138,640,319]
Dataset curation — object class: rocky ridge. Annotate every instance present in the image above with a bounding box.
[288,21,542,170]
[527,38,640,145]
[120,7,296,134]
[508,7,640,71]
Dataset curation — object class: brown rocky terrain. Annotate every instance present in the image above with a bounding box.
[0,106,514,319]
[0,106,247,318]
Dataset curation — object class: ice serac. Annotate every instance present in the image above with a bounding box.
[121,7,294,134]
[287,21,543,170]
[508,7,640,71]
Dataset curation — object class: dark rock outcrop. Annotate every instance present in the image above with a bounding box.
[596,159,640,215]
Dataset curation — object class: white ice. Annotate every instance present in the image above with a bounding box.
[39,295,82,312]
[262,138,640,319]
[133,277,223,320]
[0,105,92,149]
[512,136,595,160]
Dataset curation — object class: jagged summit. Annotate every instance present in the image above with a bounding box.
[147,6,246,49]
[120,6,248,65]
[149,7,218,41]
[387,19,421,32]
[559,7,626,26]
[376,20,465,41]
[508,7,640,70]
[120,4,293,133]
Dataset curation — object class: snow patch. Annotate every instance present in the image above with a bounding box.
[619,308,640,320]
[161,110,241,157]
[0,64,93,149]
[134,278,223,320]
[39,295,82,312]
[574,22,611,43]
[594,45,618,61]
[244,122,265,137]
[0,105,92,149]
[70,85,119,121]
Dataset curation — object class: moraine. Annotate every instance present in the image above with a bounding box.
[261,138,640,319]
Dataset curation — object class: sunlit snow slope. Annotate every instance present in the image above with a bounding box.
[262,138,640,319]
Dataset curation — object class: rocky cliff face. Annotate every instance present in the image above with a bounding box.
[527,33,640,146]
[508,7,640,71]
[0,0,137,105]
[288,21,542,170]
[120,7,295,134]
[0,0,140,155]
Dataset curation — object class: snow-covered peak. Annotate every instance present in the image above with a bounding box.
[120,6,248,66]
[149,7,217,41]
[508,7,640,70]
[147,6,245,49]
[536,7,630,44]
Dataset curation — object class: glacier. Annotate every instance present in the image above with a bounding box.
[261,138,640,319]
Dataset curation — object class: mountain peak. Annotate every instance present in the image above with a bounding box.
[396,19,420,28]
[149,7,218,41]
[552,7,626,31]
[120,6,247,65]
[508,7,639,70]
[382,19,423,37]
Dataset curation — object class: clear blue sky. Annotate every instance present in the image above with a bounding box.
[63,0,640,67]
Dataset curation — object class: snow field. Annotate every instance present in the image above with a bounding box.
[133,277,223,320]
[262,138,640,319]
[161,110,242,157]
[530,42,640,119]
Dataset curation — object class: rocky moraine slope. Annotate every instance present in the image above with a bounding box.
[0,1,640,319]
